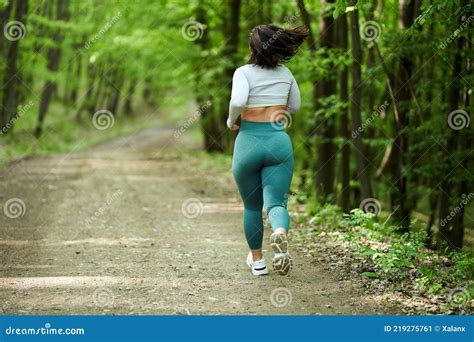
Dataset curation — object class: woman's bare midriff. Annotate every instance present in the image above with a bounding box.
[241,105,288,122]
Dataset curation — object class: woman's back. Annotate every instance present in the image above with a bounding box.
[237,64,293,108]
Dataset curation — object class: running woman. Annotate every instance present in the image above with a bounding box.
[227,24,308,276]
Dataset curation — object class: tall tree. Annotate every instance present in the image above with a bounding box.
[0,0,14,53]
[1,0,28,133]
[389,0,417,231]
[194,0,217,152]
[337,12,351,212]
[436,4,468,249]
[350,0,373,201]
[35,0,70,137]
[296,0,317,188]
[314,0,337,201]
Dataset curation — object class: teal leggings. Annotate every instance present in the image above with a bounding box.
[232,120,294,250]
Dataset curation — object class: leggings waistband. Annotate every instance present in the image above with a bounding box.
[239,119,286,133]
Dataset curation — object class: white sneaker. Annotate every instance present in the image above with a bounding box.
[246,252,269,276]
[270,232,293,275]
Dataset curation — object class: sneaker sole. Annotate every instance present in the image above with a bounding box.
[270,233,293,275]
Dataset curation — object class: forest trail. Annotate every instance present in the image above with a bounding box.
[0,126,390,315]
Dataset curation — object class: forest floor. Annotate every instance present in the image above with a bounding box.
[0,125,419,315]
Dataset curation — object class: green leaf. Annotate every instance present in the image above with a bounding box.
[362,272,379,279]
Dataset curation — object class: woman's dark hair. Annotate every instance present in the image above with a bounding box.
[248,24,308,68]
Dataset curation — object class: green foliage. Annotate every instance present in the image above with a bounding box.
[307,204,473,309]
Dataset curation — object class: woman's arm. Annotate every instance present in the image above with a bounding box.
[227,68,249,128]
[287,73,301,114]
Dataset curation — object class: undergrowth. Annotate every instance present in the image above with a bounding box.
[294,202,473,312]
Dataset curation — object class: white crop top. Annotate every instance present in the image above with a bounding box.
[227,64,301,128]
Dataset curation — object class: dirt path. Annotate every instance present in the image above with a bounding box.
[0,127,390,315]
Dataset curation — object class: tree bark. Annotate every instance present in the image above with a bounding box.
[389,0,416,231]
[1,0,28,133]
[350,1,373,201]
[338,12,351,212]
[295,0,316,188]
[124,79,137,115]
[314,0,337,201]
[35,0,70,137]
[194,0,217,152]
[436,18,468,249]
[0,0,14,53]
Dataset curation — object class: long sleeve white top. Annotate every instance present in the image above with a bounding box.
[227,64,301,128]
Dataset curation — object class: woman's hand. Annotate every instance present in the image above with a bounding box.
[230,124,240,131]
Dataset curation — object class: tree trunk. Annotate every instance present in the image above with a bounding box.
[75,64,96,122]
[350,1,373,201]
[389,0,416,231]
[107,68,124,115]
[0,0,13,53]
[1,0,28,133]
[35,0,69,137]
[314,0,337,201]
[338,12,351,212]
[69,49,83,106]
[207,0,241,153]
[436,19,468,249]
[124,79,137,115]
[194,0,217,152]
[296,0,316,188]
